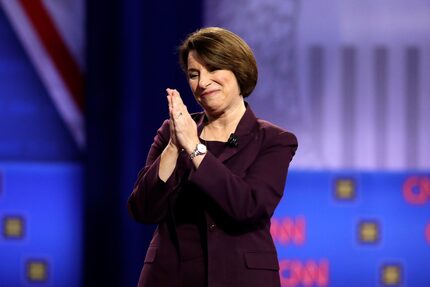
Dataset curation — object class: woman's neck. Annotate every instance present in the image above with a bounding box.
[202,102,246,142]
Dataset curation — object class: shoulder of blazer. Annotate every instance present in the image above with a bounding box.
[255,118,298,156]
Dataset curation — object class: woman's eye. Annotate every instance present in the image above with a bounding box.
[189,74,198,79]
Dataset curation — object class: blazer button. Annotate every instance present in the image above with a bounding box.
[208,224,216,231]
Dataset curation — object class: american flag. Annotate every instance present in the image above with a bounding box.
[0,0,85,148]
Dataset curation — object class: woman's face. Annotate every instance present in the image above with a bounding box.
[187,50,242,115]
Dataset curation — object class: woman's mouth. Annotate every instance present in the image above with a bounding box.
[201,90,218,97]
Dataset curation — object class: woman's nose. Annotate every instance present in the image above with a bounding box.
[198,74,211,88]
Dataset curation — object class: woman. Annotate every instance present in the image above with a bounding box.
[128,27,298,287]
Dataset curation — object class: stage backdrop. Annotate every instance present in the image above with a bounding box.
[1,0,429,286]
[1,0,203,286]
[205,0,430,286]
[0,0,84,286]
[205,0,430,170]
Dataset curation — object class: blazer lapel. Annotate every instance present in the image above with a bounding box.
[217,103,258,163]
[217,132,256,163]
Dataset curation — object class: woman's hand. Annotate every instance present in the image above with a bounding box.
[166,88,199,154]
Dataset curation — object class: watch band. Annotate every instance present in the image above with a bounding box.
[189,143,207,160]
[189,150,199,160]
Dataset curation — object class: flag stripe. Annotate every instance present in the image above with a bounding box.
[19,0,84,111]
[1,0,85,148]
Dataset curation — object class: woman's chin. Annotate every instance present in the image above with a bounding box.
[201,103,224,116]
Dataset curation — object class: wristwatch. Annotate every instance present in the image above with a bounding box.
[189,143,207,160]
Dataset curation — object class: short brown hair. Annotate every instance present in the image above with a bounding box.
[178,27,258,97]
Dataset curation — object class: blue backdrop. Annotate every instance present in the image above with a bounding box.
[274,171,430,286]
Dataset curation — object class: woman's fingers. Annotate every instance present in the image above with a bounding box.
[166,91,180,149]
[167,88,185,106]
[165,88,198,151]
[166,89,178,120]
[167,88,189,121]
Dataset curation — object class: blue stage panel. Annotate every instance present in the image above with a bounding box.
[273,171,430,287]
[0,163,83,287]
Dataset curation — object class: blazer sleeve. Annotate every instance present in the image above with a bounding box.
[127,120,178,223]
[189,128,298,225]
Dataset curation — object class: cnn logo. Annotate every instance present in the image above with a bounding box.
[403,176,430,205]
[279,259,329,287]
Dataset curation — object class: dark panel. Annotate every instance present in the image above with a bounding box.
[84,1,202,286]
[374,47,388,168]
[405,47,420,168]
[309,45,325,157]
[84,1,123,286]
[341,46,357,167]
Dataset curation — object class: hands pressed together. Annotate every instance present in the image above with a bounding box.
[166,88,199,156]
[158,88,202,181]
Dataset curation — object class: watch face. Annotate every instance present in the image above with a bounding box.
[197,143,207,153]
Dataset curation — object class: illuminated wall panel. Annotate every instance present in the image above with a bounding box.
[205,0,430,170]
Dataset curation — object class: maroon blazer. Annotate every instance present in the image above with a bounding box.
[128,104,298,287]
